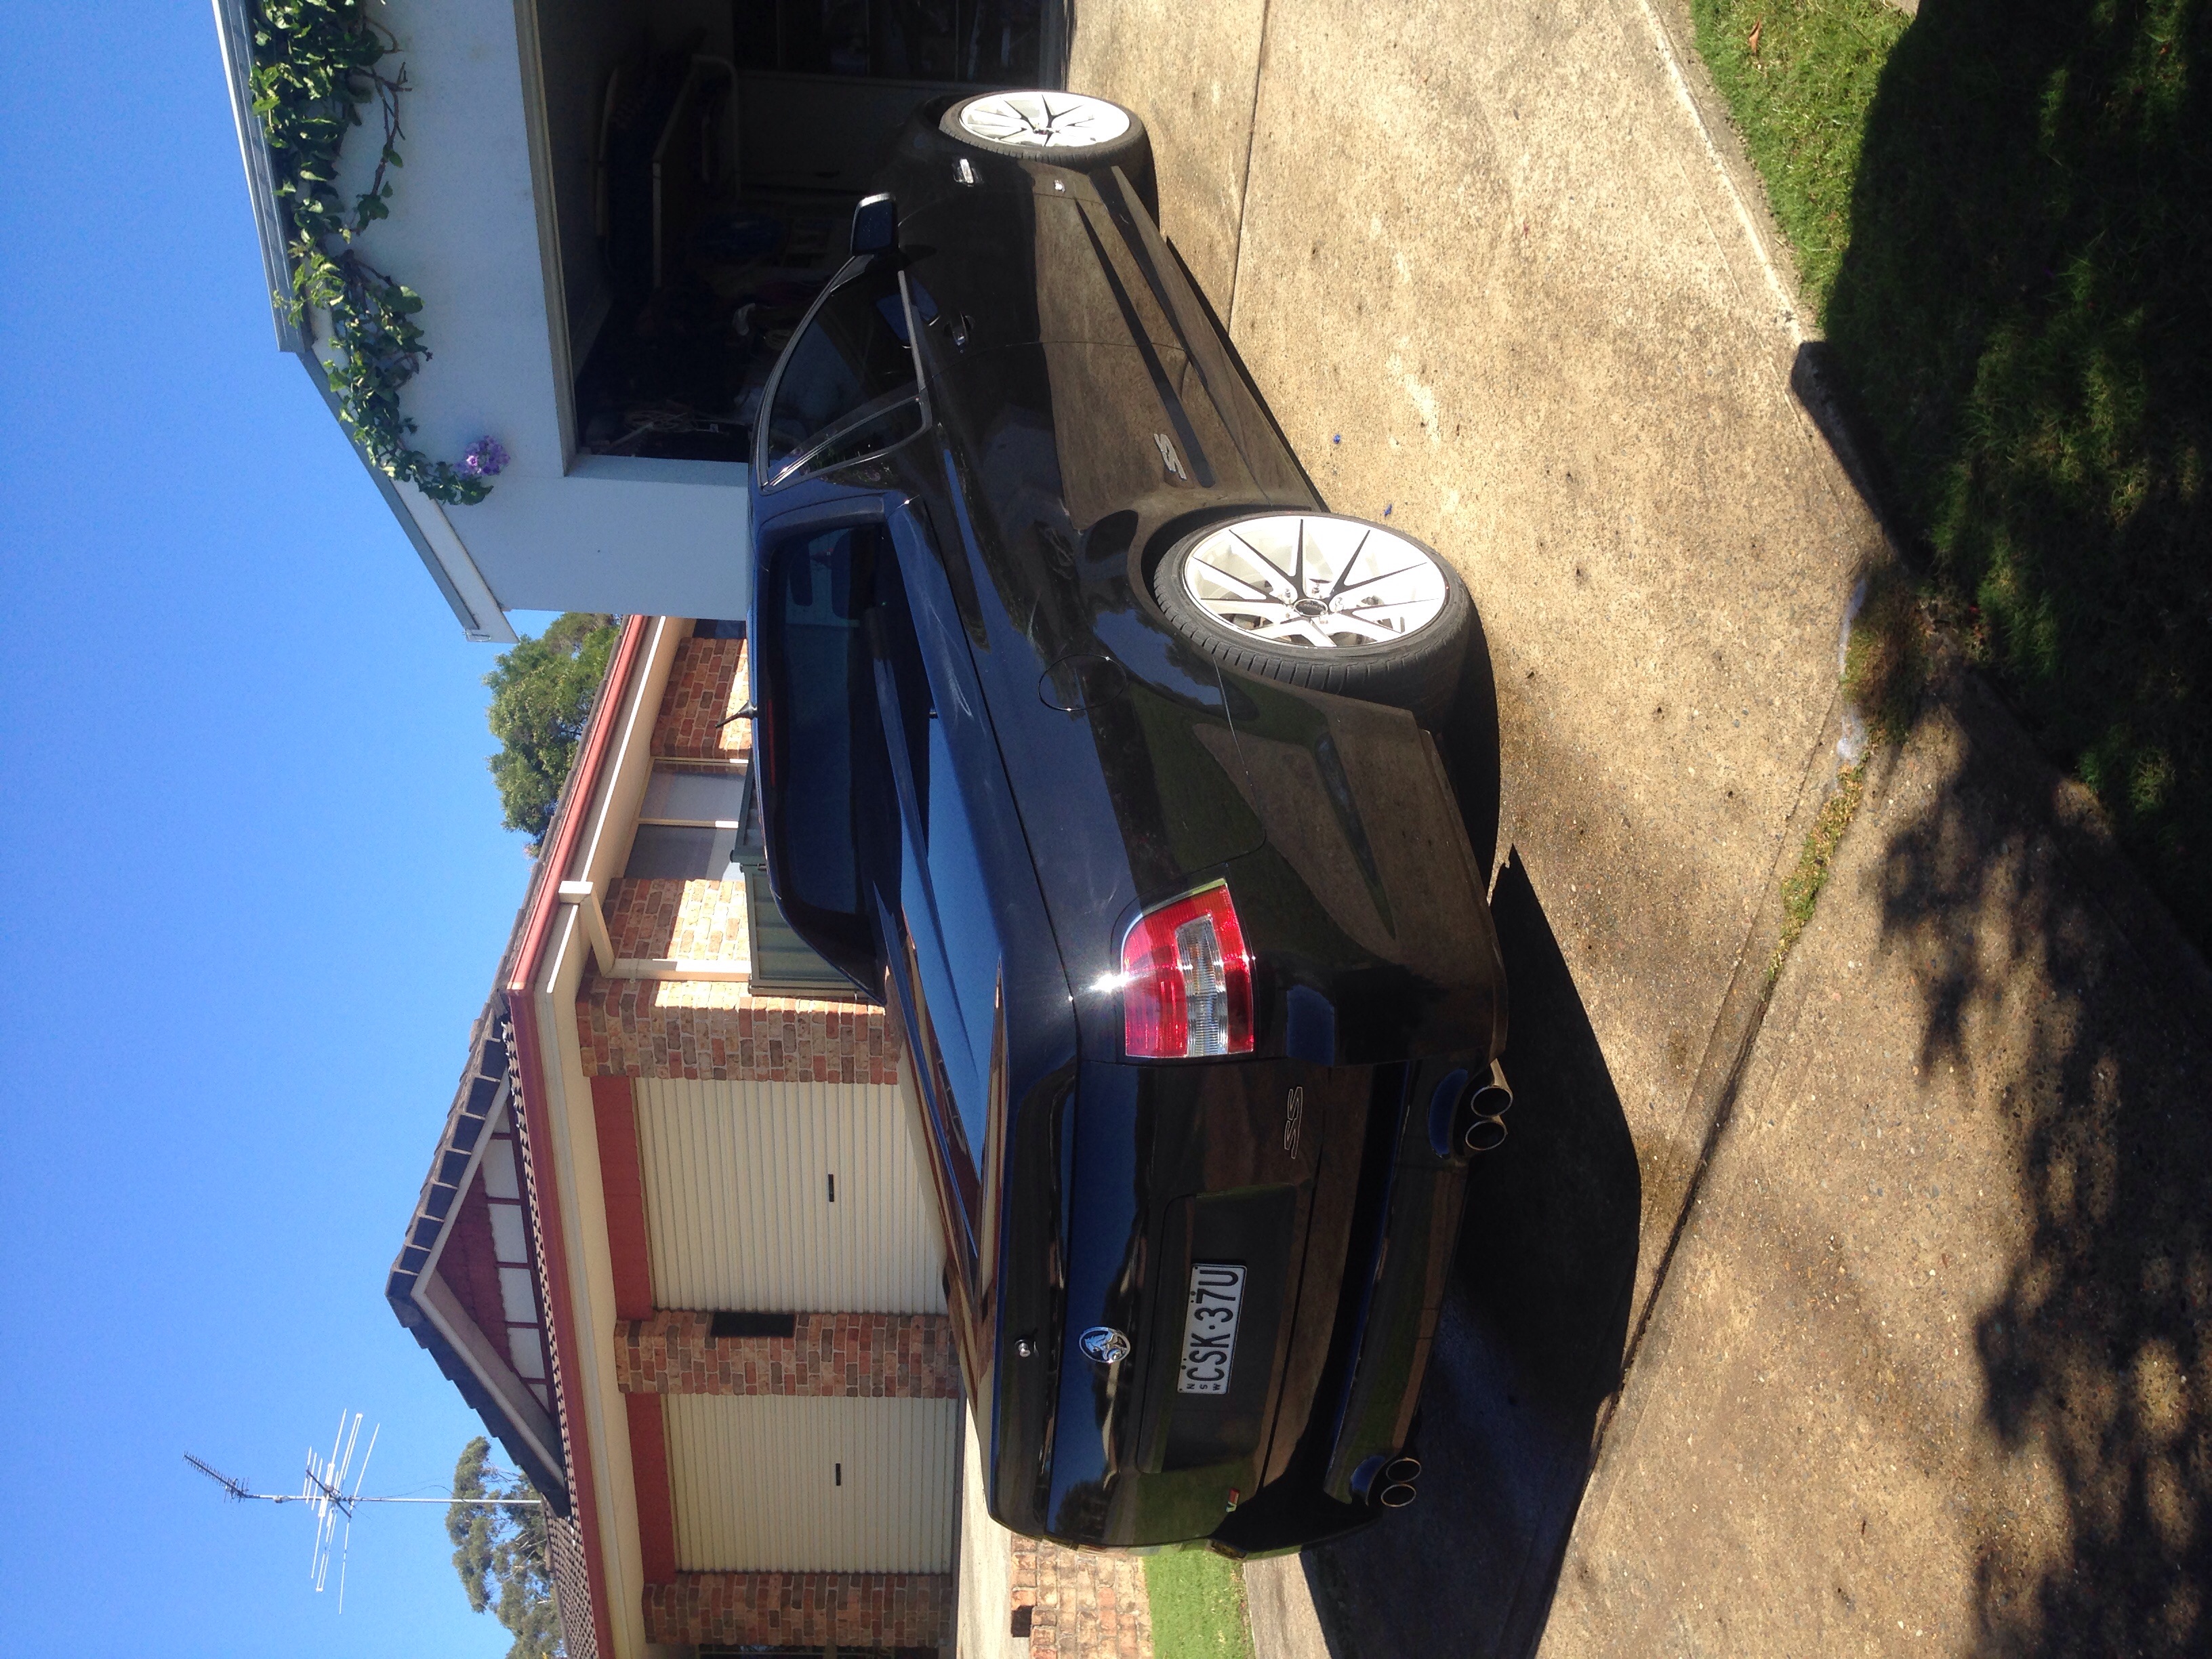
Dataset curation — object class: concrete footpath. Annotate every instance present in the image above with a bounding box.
[1538,663,2212,1655]
[1056,1,2212,1655]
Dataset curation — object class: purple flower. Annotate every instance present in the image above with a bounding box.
[462,436,510,478]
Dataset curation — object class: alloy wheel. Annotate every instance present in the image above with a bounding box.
[1179,515,1451,650]
[956,91,1133,150]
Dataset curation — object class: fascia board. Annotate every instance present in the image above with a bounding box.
[280,321,515,643]
[209,0,300,352]
[499,615,654,1658]
[493,617,674,1659]
[415,1267,565,1482]
[526,615,683,1659]
[539,903,649,1659]
[390,478,519,644]
[577,617,684,893]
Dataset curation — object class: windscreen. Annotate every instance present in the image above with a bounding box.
[764,264,920,481]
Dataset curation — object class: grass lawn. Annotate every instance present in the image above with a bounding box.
[1690,0,2212,950]
[1143,1547,1255,1659]
[1690,0,1911,312]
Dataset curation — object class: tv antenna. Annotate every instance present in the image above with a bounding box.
[305,1410,375,1608]
[186,1410,541,1614]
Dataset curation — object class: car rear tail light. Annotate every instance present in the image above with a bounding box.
[1122,881,1254,1059]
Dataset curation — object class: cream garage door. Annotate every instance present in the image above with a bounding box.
[664,1394,961,1572]
[634,1078,945,1313]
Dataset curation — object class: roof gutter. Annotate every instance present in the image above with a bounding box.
[209,0,299,354]
[501,613,653,1658]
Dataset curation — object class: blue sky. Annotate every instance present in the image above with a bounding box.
[0,5,541,1652]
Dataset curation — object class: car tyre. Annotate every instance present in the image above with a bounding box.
[1155,513,1473,722]
[940,91,1158,220]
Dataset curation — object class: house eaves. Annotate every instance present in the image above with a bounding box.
[206,0,517,644]
[388,614,658,1659]
[384,998,568,1510]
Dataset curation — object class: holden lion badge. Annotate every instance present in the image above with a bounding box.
[1079,1326,1131,1367]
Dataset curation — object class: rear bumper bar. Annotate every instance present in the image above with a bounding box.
[1204,1054,1480,1556]
[1321,1055,1473,1502]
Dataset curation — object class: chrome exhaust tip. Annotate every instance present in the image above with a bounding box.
[1458,1059,1511,1153]
[1353,1452,1422,1508]
[1435,1060,1513,1156]
[1462,1113,1508,1153]
[1470,1058,1512,1118]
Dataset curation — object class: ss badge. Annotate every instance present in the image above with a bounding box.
[1284,1086,1305,1160]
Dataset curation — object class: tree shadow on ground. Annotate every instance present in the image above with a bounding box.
[1773,9,2212,1644]
[1301,847,1641,1659]
[1822,0,2212,949]
[1871,670,2212,1656]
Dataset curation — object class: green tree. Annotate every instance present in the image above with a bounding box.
[484,613,619,850]
[447,1436,563,1659]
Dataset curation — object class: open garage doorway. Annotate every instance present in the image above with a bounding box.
[533,0,1061,465]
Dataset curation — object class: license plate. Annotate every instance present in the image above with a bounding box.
[1176,1262,1247,1395]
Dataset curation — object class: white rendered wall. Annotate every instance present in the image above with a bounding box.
[316,0,752,626]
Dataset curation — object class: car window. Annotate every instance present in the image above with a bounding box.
[921,715,1001,1166]
[866,548,1010,1259]
[763,263,922,484]
[893,879,984,1246]
[757,524,883,978]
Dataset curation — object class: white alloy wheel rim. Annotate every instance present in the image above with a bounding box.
[957,91,1132,149]
[1180,516,1450,650]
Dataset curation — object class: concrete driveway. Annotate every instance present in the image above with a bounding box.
[1076,0,1872,1345]
[1059,2,2212,1656]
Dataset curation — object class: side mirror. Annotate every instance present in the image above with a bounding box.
[851,193,899,255]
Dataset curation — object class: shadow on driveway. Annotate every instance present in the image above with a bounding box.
[1778,7,2212,1641]
[1302,844,1642,1659]
[1869,673,2212,1657]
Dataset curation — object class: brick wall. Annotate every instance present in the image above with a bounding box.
[601,876,747,966]
[1011,1538,1155,1659]
[653,636,750,762]
[577,975,897,1082]
[615,1311,958,1398]
[642,1570,951,1647]
[597,625,958,1656]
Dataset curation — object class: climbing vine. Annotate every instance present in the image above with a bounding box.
[248,0,499,504]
